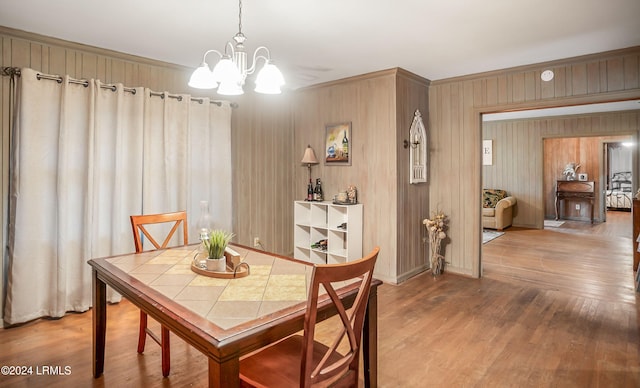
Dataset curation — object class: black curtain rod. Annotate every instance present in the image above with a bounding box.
[1,67,237,108]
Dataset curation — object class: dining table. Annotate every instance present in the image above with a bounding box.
[88,243,381,387]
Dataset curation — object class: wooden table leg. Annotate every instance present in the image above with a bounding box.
[92,268,107,378]
[208,357,240,387]
[363,285,378,388]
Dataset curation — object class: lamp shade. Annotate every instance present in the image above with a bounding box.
[188,63,218,89]
[217,80,244,96]
[212,57,242,85]
[301,145,319,165]
[254,62,285,94]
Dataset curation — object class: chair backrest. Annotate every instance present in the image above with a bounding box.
[130,211,188,253]
[302,246,379,387]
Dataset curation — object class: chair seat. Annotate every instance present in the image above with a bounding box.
[240,335,348,387]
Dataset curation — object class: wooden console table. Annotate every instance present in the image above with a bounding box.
[555,180,595,223]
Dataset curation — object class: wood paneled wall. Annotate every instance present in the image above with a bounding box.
[483,113,639,228]
[430,46,640,277]
[395,72,430,282]
[482,120,543,229]
[293,69,429,283]
[230,93,294,256]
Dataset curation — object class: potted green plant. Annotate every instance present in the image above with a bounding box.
[204,229,234,272]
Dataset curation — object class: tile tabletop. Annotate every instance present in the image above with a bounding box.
[108,245,317,329]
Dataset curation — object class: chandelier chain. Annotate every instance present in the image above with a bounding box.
[238,0,243,35]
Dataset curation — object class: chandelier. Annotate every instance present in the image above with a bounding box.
[188,0,285,95]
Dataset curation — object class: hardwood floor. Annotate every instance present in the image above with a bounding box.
[483,211,635,304]
[1,211,638,387]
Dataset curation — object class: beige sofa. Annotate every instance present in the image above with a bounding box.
[482,190,516,231]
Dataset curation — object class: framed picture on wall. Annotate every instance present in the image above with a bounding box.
[482,139,493,165]
[325,122,351,165]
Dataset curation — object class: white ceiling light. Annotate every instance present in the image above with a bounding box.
[188,0,285,95]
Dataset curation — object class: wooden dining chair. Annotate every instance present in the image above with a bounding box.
[239,246,380,387]
[130,210,188,377]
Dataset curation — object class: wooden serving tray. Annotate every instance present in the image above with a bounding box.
[190,246,249,279]
[191,261,250,279]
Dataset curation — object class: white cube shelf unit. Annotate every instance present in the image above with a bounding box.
[294,201,363,265]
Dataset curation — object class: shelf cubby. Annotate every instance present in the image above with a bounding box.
[293,200,362,264]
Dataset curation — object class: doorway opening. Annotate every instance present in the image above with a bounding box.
[603,141,634,219]
[481,103,639,278]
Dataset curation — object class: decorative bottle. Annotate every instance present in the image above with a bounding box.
[314,178,324,201]
[194,200,212,267]
[342,130,349,158]
[197,200,212,241]
[307,180,314,201]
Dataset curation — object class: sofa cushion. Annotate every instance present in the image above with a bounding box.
[483,189,508,208]
[482,207,495,217]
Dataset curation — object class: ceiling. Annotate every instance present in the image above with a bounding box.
[1,0,639,90]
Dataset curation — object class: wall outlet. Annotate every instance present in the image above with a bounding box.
[575,204,581,210]
[253,237,260,247]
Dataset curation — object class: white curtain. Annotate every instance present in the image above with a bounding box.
[185,98,232,233]
[142,93,232,241]
[3,68,232,325]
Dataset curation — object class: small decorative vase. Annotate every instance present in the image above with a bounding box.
[206,256,226,272]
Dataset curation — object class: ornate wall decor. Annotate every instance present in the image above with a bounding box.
[407,109,427,184]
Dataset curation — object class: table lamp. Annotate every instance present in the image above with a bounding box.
[301,145,319,183]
